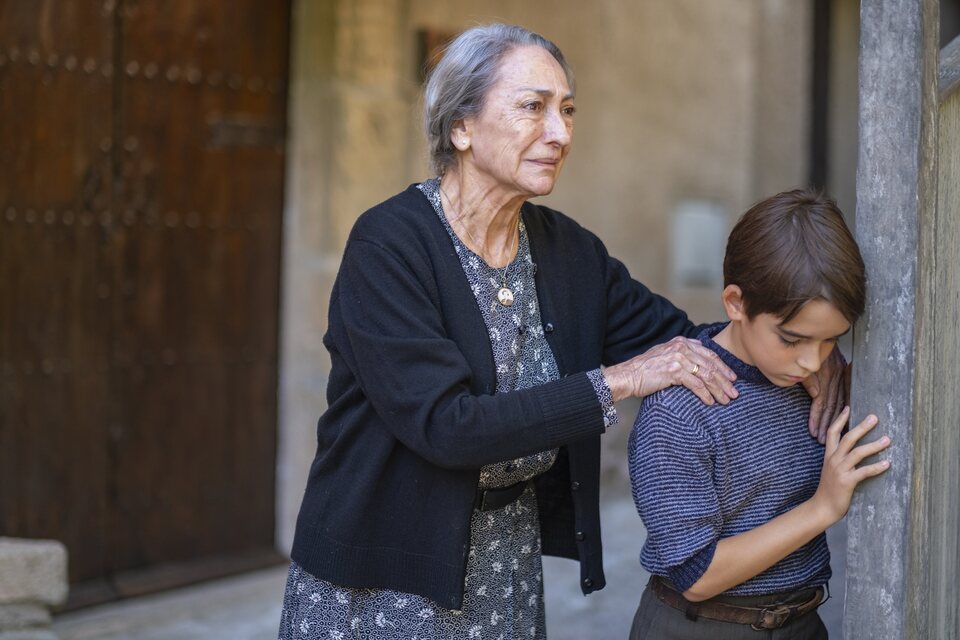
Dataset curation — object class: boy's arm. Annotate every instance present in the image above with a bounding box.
[682,407,890,601]
[629,401,724,591]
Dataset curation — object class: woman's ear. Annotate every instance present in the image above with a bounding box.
[721,284,747,322]
[451,119,470,151]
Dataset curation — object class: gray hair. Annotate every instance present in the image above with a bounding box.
[423,24,575,176]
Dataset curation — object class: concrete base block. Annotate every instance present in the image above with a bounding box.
[0,538,67,639]
[0,605,51,631]
[0,539,68,606]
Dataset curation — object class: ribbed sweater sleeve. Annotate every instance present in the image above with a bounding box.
[629,399,721,591]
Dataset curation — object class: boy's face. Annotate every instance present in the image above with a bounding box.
[735,298,850,387]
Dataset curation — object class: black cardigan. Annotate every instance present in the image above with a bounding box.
[290,184,697,610]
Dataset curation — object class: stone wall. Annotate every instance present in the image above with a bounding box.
[277,0,813,551]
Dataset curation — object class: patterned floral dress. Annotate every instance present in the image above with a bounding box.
[278,178,616,640]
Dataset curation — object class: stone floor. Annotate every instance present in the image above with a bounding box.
[52,491,847,640]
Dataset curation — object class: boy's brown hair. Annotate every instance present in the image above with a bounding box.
[723,188,866,323]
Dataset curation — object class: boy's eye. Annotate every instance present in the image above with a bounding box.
[778,336,800,347]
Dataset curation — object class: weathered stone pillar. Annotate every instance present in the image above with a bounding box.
[0,539,68,640]
[846,1,959,638]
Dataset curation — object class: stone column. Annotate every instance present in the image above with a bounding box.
[0,538,67,640]
[845,0,943,638]
[277,0,414,553]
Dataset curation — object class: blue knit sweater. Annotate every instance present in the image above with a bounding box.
[628,323,831,595]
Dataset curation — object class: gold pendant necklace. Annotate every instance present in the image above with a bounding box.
[497,272,515,307]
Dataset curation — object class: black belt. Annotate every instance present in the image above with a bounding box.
[476,479,531,511]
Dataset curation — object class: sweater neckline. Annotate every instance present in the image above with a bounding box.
[698,323,772,385]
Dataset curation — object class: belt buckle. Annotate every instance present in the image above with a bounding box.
[751,605,793,631]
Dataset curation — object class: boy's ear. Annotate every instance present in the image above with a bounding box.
[722,284,747,321]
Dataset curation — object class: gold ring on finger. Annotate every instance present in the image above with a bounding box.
[691,363,700,376]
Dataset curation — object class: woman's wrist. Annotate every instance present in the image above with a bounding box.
[600,363,633,403]
[588,368,619,427]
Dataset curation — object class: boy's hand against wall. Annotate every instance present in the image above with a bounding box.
[811,406,891,525]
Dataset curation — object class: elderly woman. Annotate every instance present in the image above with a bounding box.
[279,23,842,640]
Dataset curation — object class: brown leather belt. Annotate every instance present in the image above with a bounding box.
[648,575,825,631]
[476,479,530,511]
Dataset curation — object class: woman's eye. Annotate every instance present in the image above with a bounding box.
[522,101,543,112]
[562,105,577,116]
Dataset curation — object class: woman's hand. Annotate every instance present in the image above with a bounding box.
[602,336,738,404]
[811,407,891,525]
[803,346,850,443]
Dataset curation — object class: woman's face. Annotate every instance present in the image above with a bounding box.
[459,45,575,198]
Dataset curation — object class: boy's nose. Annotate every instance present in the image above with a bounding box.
[797,348,824,375]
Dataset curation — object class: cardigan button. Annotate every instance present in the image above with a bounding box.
[575,531,586,541]
[544,322,554,333]
[570,481,581,491]
[582,578,594,588]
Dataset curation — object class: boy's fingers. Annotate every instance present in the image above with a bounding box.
[837,414,880,455]
[848,436,891,466]
[854,459,891,482]
[825,406,850,453]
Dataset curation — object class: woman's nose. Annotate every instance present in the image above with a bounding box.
[543,108,571,146]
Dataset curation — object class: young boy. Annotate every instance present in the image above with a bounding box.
[628,188,891,639]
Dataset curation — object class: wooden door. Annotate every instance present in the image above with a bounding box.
[0,0,289,607]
